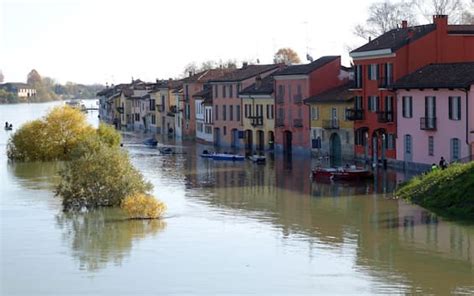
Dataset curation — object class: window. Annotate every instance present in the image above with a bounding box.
[405,134,412,154]
[368,64,379,80]
[223,105,227,121]
[311,106,316,120]
[449,96,461,120]
[355,65,363,88]
[385,63,393,85]
[346,131,350,144]
[214,85,218,98]
[245,104,249,118]
[185,85,189,101]
[297,85,302,96]
[215,105,219,121]
[428,136,434,156]
[270,104,274,119]
[222,85,226,98]
[236,105,240,121]
[402,96,413,118]
[151,114,156,124]
[451,138,460,161]
[425,96,436,118]
[278,85,285,99]
[197,122,203,132]
[278,108,284,120]
[355,96,363,110]
[223,126,227,135]
[229,105,233,121]
[288,84,292,100]
[368,96,379,112]
[387,134,396,150]
[229,85,233,98]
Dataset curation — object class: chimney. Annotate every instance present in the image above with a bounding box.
[401,20,408,28]
[242,61,248,68]
[188,71,193,77]
[255,75,262,89]
[368,36,372,42]
[433,14,448,32]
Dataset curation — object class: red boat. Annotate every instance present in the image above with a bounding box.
[312,167,373,181]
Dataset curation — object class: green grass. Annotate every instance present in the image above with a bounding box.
[396,162,474,221]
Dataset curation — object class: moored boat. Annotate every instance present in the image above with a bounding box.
[159,147,174,154]
[143,138,158,147]
[211,153,245,161]
[200,150,215,158]
[248,155,266,164]
[312,167,373,181]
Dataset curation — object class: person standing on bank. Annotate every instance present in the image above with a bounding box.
[439,157,448,170]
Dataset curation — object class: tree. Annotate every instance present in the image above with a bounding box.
[273,48,301,65]
[27,69,42,85]
[415,0,471,23]
[56,142,153,211]
[0,70,4,83]
[354,0,417,40]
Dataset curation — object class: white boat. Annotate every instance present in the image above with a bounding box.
[211,153,245,161]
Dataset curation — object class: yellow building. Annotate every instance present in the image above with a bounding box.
[304,83,354,165]
[239,76,275,151]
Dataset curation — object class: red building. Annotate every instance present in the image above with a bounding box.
[209,64,280,147]
[349,15,474,165]
[274,56,348,154]
[181,69,233,140]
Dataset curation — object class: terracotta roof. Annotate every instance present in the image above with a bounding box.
[351,24,436,54]
[303,83,354,104]
[273,56,339,76]
[182,68,235,83]
[239,75,274,96]
[209,64,280,82]
[392,62,474,89]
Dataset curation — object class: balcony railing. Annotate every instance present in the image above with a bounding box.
[346,108,364,121]
[293,118,303,128]
[420,117,437,130]
[378,76,393,89]
[293,93,303,104]
[249,116,263,127]
[276,118,285,127]
[377,110,394,123]
[322,119,339,129]
[276,93,285,104]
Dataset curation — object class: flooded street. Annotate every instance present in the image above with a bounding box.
[1,102,473,295]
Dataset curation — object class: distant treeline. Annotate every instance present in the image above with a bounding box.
[0,69,104,104]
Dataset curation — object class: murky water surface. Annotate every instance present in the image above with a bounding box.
[1,101,473,295]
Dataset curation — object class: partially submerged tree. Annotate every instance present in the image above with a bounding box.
[56,142,152,211]
[273,48,301,65]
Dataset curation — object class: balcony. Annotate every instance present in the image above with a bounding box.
[249,116,263,127]
[377,111,394,123]
[293,93,303,104]
[322,119,339,129]
[293,118,303,128]
[378,76,393,89]
[346,109,364,121]
[420,117,437,130]
[276,118,285,127]
[156,105,164,112]
[276,94,285,104]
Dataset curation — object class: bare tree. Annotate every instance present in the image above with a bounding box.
[415,0,471,23]
[354,0,418,40]
[273,48,301,65]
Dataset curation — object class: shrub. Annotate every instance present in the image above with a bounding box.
[97,123,121,147]
[121,193,166,219]
[7,119,49,161]
[56,142,152,211]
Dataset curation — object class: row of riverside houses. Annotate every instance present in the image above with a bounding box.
[97,15,474,171]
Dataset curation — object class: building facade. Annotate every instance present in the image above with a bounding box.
[304,83,354,166]
[392,62,474,170]
[274,56,349,155]
[239,75,275,152]
[209,64,280,148]
[349,15,474,166]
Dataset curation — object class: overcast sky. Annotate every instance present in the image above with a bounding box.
[2,0,383,85]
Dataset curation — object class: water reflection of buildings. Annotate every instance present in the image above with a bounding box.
[179,150,473,294]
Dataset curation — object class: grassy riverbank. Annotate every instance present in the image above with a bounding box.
[396,162,474,221]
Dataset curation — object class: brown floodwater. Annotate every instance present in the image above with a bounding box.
[1,101,473,295]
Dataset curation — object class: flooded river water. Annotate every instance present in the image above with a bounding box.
[1,101,473,295]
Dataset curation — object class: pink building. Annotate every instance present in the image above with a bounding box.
[393,62,474,170]
[209,64,280,147]
[273,56,349,154]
